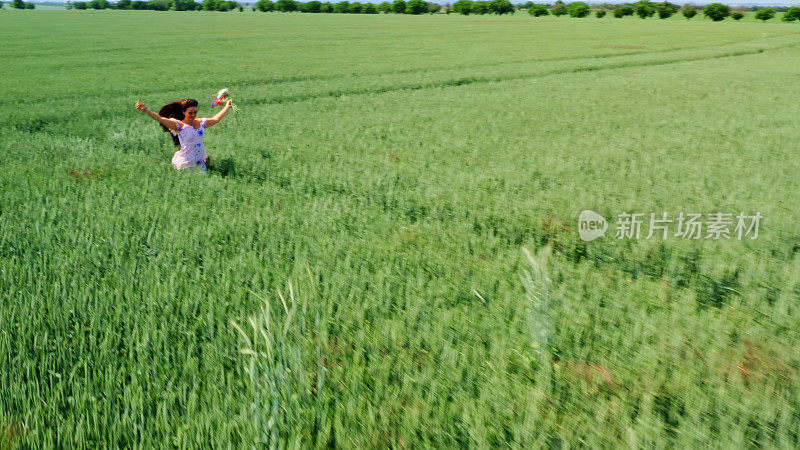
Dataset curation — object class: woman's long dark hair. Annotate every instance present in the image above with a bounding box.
[159,99,198,147]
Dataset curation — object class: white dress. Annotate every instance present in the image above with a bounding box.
[170,119,207,170]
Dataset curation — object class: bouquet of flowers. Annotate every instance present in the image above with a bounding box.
[211,88,239,113]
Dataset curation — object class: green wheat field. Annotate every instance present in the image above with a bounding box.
[2,9,800,448]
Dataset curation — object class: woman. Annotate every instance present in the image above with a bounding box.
[135,98,233,171]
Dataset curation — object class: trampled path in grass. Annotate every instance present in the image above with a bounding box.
[2,31,791,107]
[8,33,800,135]
[2,11,800,448]
[3,11,800,105]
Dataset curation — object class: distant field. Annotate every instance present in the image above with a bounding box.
[2,10,800,448]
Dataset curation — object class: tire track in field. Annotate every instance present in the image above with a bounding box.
[6,40,799,134]
[3,46,669,106]
[223,37,755,88]
[190,32,800,94]
[3,34,788,107]
[243,41,799,106]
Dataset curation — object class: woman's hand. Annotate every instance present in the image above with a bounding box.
[226,99,233,108]
[136,101,177,131]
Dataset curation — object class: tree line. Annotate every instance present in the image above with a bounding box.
[63,0,445,12]
[4,0,36,9]
[522,1,800,21]
[67,0,242,11]
[56,0,800,21]
[254,0,456,14]
[62,0,471,13]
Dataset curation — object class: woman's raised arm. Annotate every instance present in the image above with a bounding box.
[135,101,179,131]
[204,99,233,128]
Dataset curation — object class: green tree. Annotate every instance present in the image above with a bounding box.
[703,3,730,21]
[426,2,440,13]
[405,0,425,13]
[275,0,296,10]
[754,7,773,21]
[333,0,348,11]
[470,0,488,13]
[320,1,333,11]
[656,1,677,18]
[566,1,589,17]
[731,11,743,19]
[391,0,404,12]
[781,6,799,21]
[174,0,197,8]
[362,2,376,12]
[349,1,362,12]
[72,1,87,7]
[551,0,566,15]
[682,6,695,18]
[634,1,655,18]
[24,2,33,7]
[10,0,24,8]
[489,0,512,14]
[527,3,548,15]
[377,1,391,12]
[452,0,471,13]
[303,0,320,11]
[613,5,632,17]
[255,0,274,10]
[148,0,171,10]
[595,8,605,17]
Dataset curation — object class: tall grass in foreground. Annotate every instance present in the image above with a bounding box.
[232,276,333,447]
[234,248,800,447]
[232,254,555,447]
